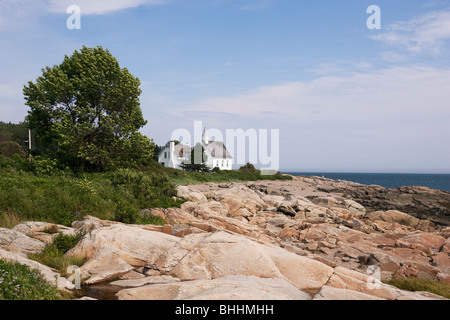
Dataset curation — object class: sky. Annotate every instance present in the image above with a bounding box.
[0,0,449,173]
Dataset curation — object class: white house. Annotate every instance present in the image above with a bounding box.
[158,129,233,171]
[157,141,191,170]
[201,130,233,171]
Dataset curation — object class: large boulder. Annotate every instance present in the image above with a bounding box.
[116,275,311,300]
[68,217,334,293]
[67,217,180,284]
[395,231,446,254]
[0,227,45,254]
[365,210,420,228]
[12,221,77,244]
[176,186,208,203]
[156,231,334,293]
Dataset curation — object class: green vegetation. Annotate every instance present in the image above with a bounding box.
[0,166,180,227]
[0,259,59,300]
[386,277,450,299]
[24,46,154,172]
[29,233,86,276]
[0,160,290,228]
[0,121,29,156]
[167,166,292,185]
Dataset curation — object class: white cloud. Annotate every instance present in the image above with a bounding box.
[179,65,450,126]
[372,10,450,54]
[48,0,170,15]
[0,0,170,30]
[161,65,450,172]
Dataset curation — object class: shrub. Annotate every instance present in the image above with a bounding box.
[29,233,86,275]
[113,200,140,224]
[0,141,26,158]
[0,259,59,300]
[0,153,27,171]
[28,155,60,176]
[109,168,182,210]
[239,162,257,173]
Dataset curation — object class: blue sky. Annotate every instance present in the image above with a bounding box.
[1,0,450,173]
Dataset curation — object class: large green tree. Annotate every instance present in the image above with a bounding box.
[23,46,154,171]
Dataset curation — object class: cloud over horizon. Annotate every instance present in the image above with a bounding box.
[176,65,450,126]
[48,0,169,15]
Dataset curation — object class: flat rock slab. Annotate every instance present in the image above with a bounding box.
[116,275,312,300]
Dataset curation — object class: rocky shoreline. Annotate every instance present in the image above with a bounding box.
[1,175,449,300]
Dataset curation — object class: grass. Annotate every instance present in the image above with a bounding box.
[0,167,177,227]
[28,233,87,276]
[0,259,59,300]
[160,165,292,186]
[385,277,450,299]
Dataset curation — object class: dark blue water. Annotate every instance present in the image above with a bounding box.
[284,172,450,192]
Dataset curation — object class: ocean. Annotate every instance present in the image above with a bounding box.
[284,172,450,192]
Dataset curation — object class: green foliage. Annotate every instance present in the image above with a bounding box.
[29,233,86,276]
[163,160,292,185]
[385,277,450,299]
[23,45,154,172]
[153,144,163,162]
[239,162,257,173]
[0,157,289,229]
[0,141,26,158]
[28,155,60,175]
[0,121,29,150]
[110,168,183,211]
[52,233,84,254]
[0,153,27,171]
[0,259,59,300]
[0,167,177,228]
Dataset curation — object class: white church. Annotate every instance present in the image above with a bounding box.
[157,129,233,171]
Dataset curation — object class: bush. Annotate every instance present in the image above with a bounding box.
[52,233,84,254]
[0,259,59,300]
[239,162,257,173]
[0,153,27,171]
[113,200,140,224]
[28,155,60,175]
[109,168,183,209]
[0,141,26,158]
[29,233,86,275]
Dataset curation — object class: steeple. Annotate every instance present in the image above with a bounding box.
[202,126,208,145]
